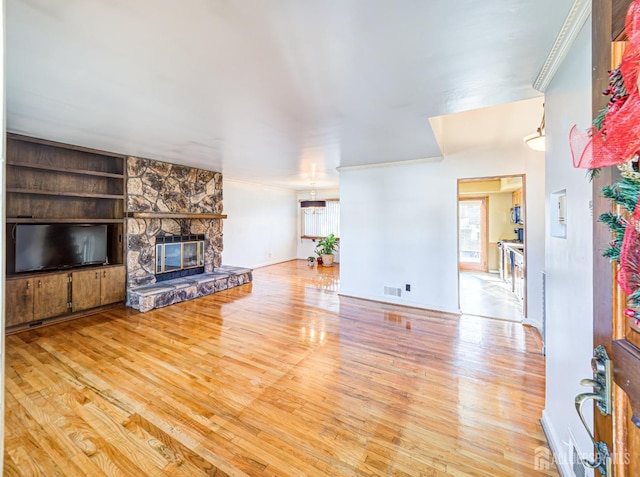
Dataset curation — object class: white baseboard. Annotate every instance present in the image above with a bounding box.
[541,410,571,477]
[523,317,543,335]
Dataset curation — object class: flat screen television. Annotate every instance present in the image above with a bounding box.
[15,224,108,273]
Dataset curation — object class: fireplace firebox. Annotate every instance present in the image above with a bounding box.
[155,234,205,282]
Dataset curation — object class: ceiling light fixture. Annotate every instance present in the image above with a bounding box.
[301,188,326,214]
[524,106,545,152]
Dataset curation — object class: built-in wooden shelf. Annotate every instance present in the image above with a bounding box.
[6,218,124,224]
[7,132,126,158]
[7,188,125,200]
[125,212,228,219]
[5,134,127,330]
[7,161,125,179]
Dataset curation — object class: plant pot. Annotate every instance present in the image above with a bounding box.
[321,254,334,267]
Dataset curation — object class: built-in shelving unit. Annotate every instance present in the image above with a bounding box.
[5,133,127,331]
[6,133,126,225]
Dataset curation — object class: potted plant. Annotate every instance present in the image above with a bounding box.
[315,233,338,267]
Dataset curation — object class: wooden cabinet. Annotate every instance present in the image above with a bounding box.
[6,266,126,330]
[512,188,523,207]
[72,269,102,312]
[34,273,70,320]
[101,266,126,305]
[5,278,34,327]
[71,266,126,312]
[512,188,524,225]
[6,273,70,327]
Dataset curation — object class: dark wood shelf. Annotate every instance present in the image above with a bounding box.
[7,161,125,179]
[7,188,125,200]
[7,132,126,159]
[126,212,227,219]
[6,217,124,224]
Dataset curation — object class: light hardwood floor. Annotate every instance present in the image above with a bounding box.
[459,271,523,322]
[5,260,557,476]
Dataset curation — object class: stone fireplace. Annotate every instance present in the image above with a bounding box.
[125,156,252,312]
[125,157,223,289]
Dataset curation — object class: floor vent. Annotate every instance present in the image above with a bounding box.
[570,435,588,477]
[384,286,402,297]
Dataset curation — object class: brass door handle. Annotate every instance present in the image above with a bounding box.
[573,345,613,476]
[574,392,610,475]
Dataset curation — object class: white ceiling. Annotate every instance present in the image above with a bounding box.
[6,0,570,189]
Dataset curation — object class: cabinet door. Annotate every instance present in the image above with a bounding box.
[5,278,34,326]
[101,266,126,305]
[34,273,69,320]
[71,269,102,312]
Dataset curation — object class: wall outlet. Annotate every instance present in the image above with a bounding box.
[405,284,411,292]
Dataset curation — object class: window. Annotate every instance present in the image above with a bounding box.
[301,199,340,238]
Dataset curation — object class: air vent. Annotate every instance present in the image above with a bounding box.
[569,431,590,477]
[571,444,586,477]
[384,286,402,297]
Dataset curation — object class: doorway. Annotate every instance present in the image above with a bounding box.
[457,175,525,321]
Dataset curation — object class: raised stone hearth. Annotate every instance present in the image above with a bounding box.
[128,265,253,312]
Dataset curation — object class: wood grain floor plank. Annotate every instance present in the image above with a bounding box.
[5,260,556,476]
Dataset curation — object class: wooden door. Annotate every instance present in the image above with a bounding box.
[33,273,69,320]
[100,266,126,305]
[458,197,488,271]
[5,278,34,327]
[592,1,640,475]
[71,269,101,312]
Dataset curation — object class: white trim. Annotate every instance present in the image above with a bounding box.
[338,291,460,315]
[533,0,591,92]
[541,411,572,477]
[336,156,443,173]
[523,317,543,335]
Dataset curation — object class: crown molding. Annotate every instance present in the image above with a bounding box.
[533,0,591,92]
[336,156,443,173]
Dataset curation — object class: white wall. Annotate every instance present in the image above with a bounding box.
[340,141,545,318]
[222,179,298,269]
[541,18,595,475]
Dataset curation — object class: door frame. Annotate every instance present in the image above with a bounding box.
[458,196,488,272]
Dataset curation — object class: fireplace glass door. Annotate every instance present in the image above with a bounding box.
[155,238,205,276]
[164,243,183,272]
[183,242,198,268]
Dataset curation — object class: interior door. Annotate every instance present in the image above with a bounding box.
[458,197,487,272]
[591,1,640,475]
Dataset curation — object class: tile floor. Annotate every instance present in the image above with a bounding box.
[459,271,523,322]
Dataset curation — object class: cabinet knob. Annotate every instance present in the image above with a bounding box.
[103,270,107,278]
[26,281,30,289]
[95,272,99,279]
[37,280,41,288]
